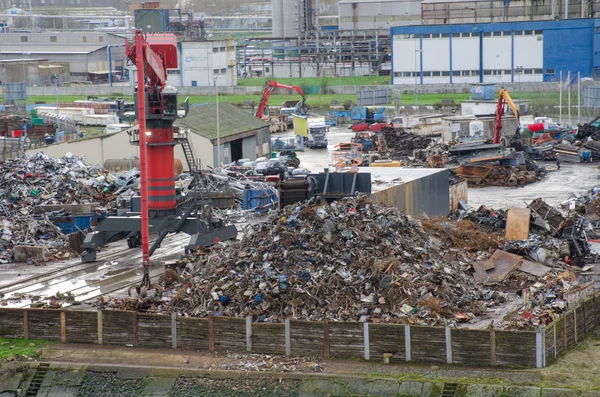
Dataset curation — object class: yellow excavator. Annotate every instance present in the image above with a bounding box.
[494,88,523,148]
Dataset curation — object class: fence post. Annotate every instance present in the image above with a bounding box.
[553,321,557,359]
[445,326,452,364]
[246,316,252,352]
[563,315,567,348]
[542,326,546,367]
[363,323,370,361]
[536,327,543,368]
[60,312,66,343]
[405,325,411,362]
[323,320,330,359]
[208,313,215,352]
[97,311,103,345]
[171,312,177,350]
[490,329,496,365]
[131,312,138,346]
[23,311,28,340]
[285,319,291,357]
[574,310,578,344]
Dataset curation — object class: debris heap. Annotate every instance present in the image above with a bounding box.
[381,127,434,161]
[149,196,503,325]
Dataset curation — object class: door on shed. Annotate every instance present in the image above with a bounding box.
[242,135,257,160]
[230,139,243,162]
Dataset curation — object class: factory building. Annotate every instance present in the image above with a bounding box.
[338,0,421,31]
[271,0,314,38]
[0,32,127,83]
[391,18,600,85]
[421,0,600,25]
[169,40,237,87]
[175,103,270,167]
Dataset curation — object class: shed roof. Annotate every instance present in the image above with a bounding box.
[175,103,268,141]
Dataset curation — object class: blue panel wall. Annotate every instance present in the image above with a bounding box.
[543,27,593,81]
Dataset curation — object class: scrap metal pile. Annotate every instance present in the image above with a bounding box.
[0,153,135,262]
[380,126,435,162]
[126,195,516,326]
[455,162,543,187]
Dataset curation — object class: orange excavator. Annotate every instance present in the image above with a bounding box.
[493,88,523,148]
[256,80,308,119]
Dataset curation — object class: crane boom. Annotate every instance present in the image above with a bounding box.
[256,80,306,119]
[493,88,521,145]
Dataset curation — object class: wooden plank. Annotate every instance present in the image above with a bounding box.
[369,324,405,361]
[0,309,25,339]
[208,314,214,352]
[132,312,138,346]
[213,316,245,352]
[495,330,537,367]
[584,299,595,333]
[451,329,491,366]
[137,313,171,348]
[565,311,575,347]
[490,329,496,365]
[505,208,531,240]
[177,317,209,350]
[28,310,61,341]
[23,311,28,340]
[64,311,97,344]
[328,322,363,359]
[102,310,135,346]
[290,320,324,357]
[97,311,103,345]
[253,323,285,355]
[411,326,446,363]
[324,320,329,359]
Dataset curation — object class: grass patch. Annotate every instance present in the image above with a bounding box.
[0,337,51,360]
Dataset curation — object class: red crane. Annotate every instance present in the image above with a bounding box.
[126,29,179,290]
[256,80,307,119]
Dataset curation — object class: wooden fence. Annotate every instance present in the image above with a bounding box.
[0,308,540,368]
[3,294,600,368]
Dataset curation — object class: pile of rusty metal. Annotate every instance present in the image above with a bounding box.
[380,126,434,161]
[455,164,540,187]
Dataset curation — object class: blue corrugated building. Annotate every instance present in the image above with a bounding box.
[390,18,600,85]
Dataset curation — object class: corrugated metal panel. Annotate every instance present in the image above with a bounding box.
[134,9,170,33]
[357,89,392,107]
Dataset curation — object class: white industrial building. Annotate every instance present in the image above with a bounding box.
[338,0,421,31]
[173,40,237,87]
[0,32,127,82]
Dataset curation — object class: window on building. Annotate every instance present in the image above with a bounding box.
[422,34,431,39]
[394,72,402,77]
[213,69,219,74]
[504,70,511,75]
[212,47,219,52]
[441,33,449,38]
[524,69,534,74]
[492,31,501,37]
[432,71,441,76]
[265,67,269,73]
[220,47,226,52]
[545,68,555,75]
[534,30,543,35]
[431,33,440,39]
[50,36,57,42]
[472,70,480,76]
[483,32,492,37]
[82,36,87,42]
[442,71,450,76]
[503,31,512,36]
[524,30,533,35]
[20,36,27,42]
[99,36,104,43]
[484,70,492,75]
[534,68,543,74]
[461,32,470,38]
[452,71,460,76]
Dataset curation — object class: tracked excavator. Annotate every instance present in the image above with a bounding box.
[493,88,524,150]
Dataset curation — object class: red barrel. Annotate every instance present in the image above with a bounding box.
[12,130,23,138]
[146,127,176,211]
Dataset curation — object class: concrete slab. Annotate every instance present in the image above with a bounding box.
[297,378,347,397]
[141,377,176,396]
[504,385,542,397]
[40,385,77,397]
[0,392,16,397]
[541,388,578,397]
[0,372,23,391]
[398,381,425,396]
[465,383,505,397]
[422,382,444,397]
[116,368,149,380]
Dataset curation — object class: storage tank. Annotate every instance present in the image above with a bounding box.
[469,120,484,137]
[282,0,299,38]
[271,0,284,37]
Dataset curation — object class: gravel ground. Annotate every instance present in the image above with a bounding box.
[168,377,300,397]
[76,372,148,397]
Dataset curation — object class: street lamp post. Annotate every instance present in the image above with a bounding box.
[52,74,60,133]
[516,66,523,103]
[214,76,220,167]
[414,46,422,106]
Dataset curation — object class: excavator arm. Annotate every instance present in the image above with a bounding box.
[256,80,307,119]
[493,88,522,145]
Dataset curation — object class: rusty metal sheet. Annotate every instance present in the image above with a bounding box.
[455,165,493,185]
[519,259,551,277]
[505,208,531,241]
[473,250,523,284]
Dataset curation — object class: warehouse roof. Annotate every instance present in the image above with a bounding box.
[175,103,268,142]
[0,45,107,55]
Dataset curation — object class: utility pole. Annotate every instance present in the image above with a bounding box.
[53,74,61,133]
